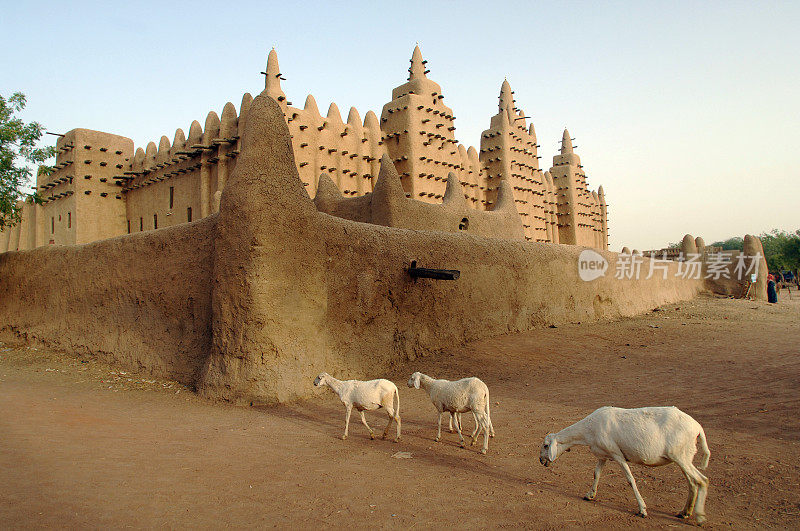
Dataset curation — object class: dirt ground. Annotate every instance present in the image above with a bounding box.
[1,293,799,529]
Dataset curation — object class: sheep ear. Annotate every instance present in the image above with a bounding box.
[548,441,558,462]
[414,377,420,389]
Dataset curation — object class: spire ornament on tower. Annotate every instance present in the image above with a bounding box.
[408,45,428,81]
[499,78,514,113]
[561,129,574,154]
[262,48,288,106]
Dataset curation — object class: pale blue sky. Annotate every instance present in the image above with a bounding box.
[3,1,798,250]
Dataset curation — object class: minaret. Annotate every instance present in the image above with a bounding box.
[478,79,542,240]
[264,48,288,112]
[548,128,605,247]
[379,45,460,203]
[598,185,608,249]
[550,129,580,245]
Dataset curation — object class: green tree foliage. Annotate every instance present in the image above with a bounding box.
[759,229,800,273]
[711,230,800,274]
[1,92,56,231]
[709,236,743,251]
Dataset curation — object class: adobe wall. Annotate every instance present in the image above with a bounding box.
[313,159,526,240]
[310,218,702,376]
[198,93,704,405]
[0,216,215,385]
[123,98,245,234]
[700,235,768,300]
[39,129,133,245]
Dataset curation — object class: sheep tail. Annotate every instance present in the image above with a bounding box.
[393,386,400,419]
[697,426,710,470]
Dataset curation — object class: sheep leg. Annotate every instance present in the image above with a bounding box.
[472,411,489,454]
[480,413,490,454]
[382,407,401,442]
[470,412,483,446]
[359,411,374,439]
[481,415,492,455]
[435,412,443,442]
[448,413,455,433]
[584,459,606,500]
[469,411,479,441]
[675,459,708,524]
[381,416,394,439]
[694,469,709,526]
[675,463,698,518]
[453,412,466,448]
[486,401,495,438]
[615,458,647,517]
[342,405,353,440]
[394,412,401,442]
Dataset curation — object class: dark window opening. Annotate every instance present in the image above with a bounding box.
[51,217,54,234]
[139,217,143,231]
[169,186,174,209]
[68,212,71,228]
[127,220,130,234]
[154,214,158,230]
[459,217,469,231]
[187,207,192,222]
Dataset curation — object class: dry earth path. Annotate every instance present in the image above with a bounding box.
[1,295,798,528]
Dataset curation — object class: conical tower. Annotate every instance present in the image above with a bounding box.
[550,129,580,245]
[379,45,460,203]
[478,79,543,240]
[548,129,606,247]
[264,48,288,112]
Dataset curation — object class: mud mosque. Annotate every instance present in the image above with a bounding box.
[1,47,607,252]
[0,47,765,404]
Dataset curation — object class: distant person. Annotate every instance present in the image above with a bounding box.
[775,277,792,299]
[767,274,778,303]
[776,276,792,300]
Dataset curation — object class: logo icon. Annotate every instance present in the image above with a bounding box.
[578,249,608,281]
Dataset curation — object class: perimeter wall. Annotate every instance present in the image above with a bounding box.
[0,93,709,404]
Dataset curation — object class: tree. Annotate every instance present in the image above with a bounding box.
[709,236,743,251]
[1,92,56,231]
[706,230,800,275]
[759,229,800,273]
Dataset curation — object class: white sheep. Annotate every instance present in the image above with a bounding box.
[540,406,710,524]
[313,372,401,442]
[407,371,494,454]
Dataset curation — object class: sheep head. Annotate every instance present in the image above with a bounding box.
[540,433,559,466]
[407,372,421,389]
[313,372,329,387]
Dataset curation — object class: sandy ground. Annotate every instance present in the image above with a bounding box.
[1,294,799,529]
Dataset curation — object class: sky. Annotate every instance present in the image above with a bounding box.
[2,1,798,251]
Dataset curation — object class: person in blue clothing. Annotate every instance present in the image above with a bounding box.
[767,274,778,303]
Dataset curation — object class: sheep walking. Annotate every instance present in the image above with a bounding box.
[540,406,710,524]
[407,372,494,454]
[313,372,401,442]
